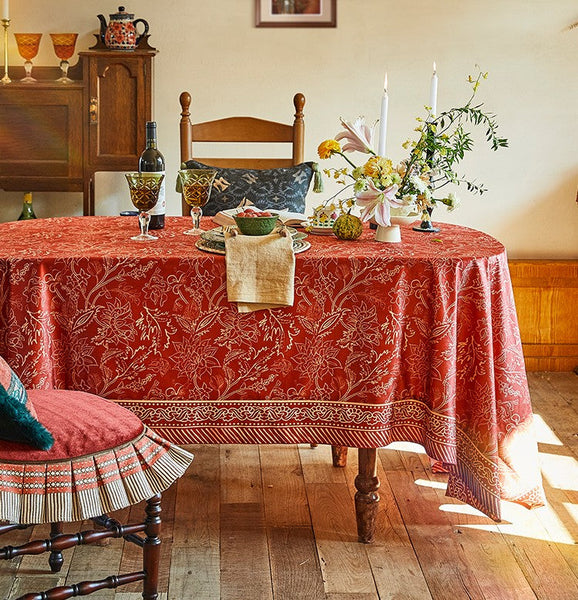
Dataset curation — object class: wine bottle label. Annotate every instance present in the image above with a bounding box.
[149,171,166,217]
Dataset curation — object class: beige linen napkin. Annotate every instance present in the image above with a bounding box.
[225,232,295,313]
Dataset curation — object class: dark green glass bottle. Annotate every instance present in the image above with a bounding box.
[18,192,37,220]
[139,122,165,230]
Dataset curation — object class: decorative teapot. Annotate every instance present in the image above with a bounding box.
[97,6,149,50]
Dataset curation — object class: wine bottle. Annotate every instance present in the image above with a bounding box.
[138,121,166,230]
[18,192,37,220]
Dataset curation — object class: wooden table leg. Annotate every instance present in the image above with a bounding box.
[331,445,348,467]
[354,448,380,544]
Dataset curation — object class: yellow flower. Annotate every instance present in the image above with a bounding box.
[317,139,342,159]
[363,156,394,178]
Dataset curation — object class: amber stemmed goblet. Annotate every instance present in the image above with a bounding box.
[125,172,165,241]
[49,33,78,83]
[177,169,217,235]
[14,33,42,83]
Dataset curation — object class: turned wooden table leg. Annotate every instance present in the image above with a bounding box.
[143,493,162,600]
[354,448,380,544]
[331,445,348,467]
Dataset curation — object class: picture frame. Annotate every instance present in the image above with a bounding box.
[255,0,337,28]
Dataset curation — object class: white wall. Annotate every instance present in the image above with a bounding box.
[1,0,577,258]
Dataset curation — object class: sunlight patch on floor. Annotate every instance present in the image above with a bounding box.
[533,413,563,445]
[414,478,447,490]
[386,441,427,454]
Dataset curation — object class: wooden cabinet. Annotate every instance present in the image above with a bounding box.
[0,49,156,215]
[81,50,155,214]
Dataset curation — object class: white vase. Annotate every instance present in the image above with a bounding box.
[374,224,401,243]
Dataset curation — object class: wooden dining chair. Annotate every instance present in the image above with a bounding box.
[179,91,306,216]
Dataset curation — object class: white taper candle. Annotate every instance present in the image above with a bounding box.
[378,73,389,156]
[429,62,438,118]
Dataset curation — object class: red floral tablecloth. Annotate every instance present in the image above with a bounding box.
[0,216,545,520]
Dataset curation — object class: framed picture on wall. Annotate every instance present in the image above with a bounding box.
[255,0,337,28]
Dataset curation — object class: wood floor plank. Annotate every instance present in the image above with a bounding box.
[65,531,124,600]
[117,481,178,595]
[299,444,349,484]
[9,574,65,599]
[386,468,495,600]
[528,374,578,458]
[539,372,578,407]
[268,526,325,600]
[325,594,379,599]
[169,548,219,600]
[423,476,539,599]
[115,594,167,600]
[220,502,272,600]
[260,444,311,527]
[0,524,35,599]
[496,504,578,600]
[221,444,263,504]
[306,482,375,595]
[169,444,220,600]
[261,445,326,598]
[342,448,434,600]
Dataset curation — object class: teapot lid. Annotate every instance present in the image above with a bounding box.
[110,6,134,20]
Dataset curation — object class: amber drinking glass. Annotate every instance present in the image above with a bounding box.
[49,33,78,83]
[177,169,217,235]
[125,172,165,241]
[14,33,42,83]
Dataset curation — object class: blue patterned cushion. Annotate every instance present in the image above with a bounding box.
[183,160,314,216]
[0,356,54,450]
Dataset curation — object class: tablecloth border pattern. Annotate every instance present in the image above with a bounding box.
[118,397,544,521]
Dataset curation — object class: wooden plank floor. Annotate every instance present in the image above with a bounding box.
[1,372,577,599]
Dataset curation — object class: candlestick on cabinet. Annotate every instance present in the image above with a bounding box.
[1,18,10,84]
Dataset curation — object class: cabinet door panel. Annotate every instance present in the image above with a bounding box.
[88,56,149,169]
[0,86,83,191]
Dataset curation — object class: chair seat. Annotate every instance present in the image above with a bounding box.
[0,389,193,525]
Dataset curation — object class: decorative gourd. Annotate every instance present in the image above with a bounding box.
[332,213,363,240]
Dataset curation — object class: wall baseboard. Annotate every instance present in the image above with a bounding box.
[509,260,578,372]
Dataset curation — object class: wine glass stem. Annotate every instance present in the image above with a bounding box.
[24,60,32,78]
[191,206,202,230]
[139,211,150,237]
[60,59,69,79]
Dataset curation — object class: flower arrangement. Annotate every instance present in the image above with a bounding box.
[315,69,508,228]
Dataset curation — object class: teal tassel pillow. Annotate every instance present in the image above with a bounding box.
[0,356,54,450]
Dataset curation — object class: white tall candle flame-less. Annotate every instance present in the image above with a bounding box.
[429,62,438,118]
[1,0,8,20]
[378,72,389,157]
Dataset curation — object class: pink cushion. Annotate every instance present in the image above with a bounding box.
[0,389,144,463]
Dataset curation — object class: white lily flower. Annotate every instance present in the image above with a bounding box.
[335,117,376,155]
[355,181,403,227]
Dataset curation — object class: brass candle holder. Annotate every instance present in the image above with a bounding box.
[1,18,10,84]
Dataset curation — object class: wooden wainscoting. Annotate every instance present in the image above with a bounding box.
[509,260,578,371]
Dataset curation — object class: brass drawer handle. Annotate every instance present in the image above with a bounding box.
[89,97,98,124]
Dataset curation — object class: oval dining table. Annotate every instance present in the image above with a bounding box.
[0,216,545,543]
